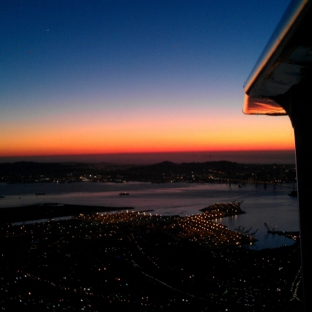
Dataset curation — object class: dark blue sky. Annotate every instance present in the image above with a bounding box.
[0,0,294,161]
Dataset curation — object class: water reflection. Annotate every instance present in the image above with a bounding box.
[0,182,298,249]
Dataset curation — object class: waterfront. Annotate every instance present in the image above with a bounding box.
[0,208,302,311]
[0,181,303,311]
[0,181,299,250]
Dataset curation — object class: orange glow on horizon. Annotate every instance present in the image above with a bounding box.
[0,107,295,158]
[0,129,294,157]
[0,143,295,158]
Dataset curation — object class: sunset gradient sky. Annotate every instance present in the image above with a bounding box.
[0,0,295,163]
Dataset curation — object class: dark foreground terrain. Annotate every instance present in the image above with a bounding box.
[0,204,303,312]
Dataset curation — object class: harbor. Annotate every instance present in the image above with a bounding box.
[0,200,302,311]
[0,181,299,250]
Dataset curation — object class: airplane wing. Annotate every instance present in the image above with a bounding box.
[243,1,312,311]
[243,0,312,116]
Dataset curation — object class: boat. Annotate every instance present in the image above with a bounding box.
[35,192,46,195]
[119,192,129,196]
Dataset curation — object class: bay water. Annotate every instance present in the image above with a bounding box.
[0,181,299,250]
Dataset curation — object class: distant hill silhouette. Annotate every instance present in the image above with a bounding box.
[0,160,297,184]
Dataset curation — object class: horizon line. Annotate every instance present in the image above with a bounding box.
[0,150,296,165]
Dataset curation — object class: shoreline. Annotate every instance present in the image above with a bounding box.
[0,203,134,224]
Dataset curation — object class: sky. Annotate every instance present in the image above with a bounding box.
[0,0,295,164]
